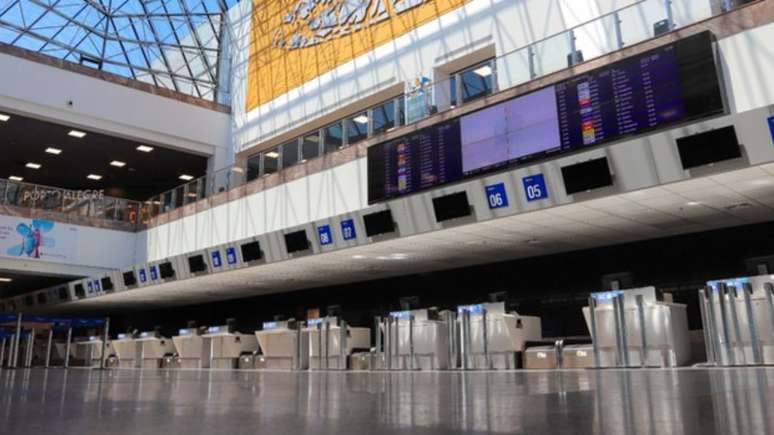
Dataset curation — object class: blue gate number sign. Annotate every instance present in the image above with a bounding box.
[139,268,147,283]
[341,219,357,241]
[226,247,237,265]
[211,250,222,268]
[150,265,158,281]
[317,225,333,245]
[522,173,549,202]
[485,183,509,209]
[768,116,774,145]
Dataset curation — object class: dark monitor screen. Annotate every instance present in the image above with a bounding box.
[676,126,741,169]
[74,283,85,299]
[25,295,34,306]
[37,293,47,305]
[241,241,263,262]
[123,271,137,287]
[159,262,175,279]
[101,277,114,291]
[363,210,395,237]
[188,255,207,273]
[285,230,310,253]
[57,287,68,301]
[432,191,471,222]
[561,158,614,194]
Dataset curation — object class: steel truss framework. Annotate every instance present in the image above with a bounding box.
[0,0,238,102]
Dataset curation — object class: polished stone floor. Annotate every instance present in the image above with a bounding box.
[1,367,773,434]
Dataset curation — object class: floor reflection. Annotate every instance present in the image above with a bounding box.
[0,368,773,434]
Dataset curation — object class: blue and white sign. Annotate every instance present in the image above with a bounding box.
[317,225,333,246]
[211,250,222,268]
[485,182,509,209]
[149,265,158,281]
[768,116,774,144]
[341,219,357,241]
[225,247,237,265]
[87,281,94,294]
[389,310,411,320]
[522,173,549,202]
[138,268,147,283]
[457,304,484,315]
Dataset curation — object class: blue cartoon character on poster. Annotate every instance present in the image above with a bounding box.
[7,219,56,259]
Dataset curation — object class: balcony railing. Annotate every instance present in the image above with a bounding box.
[0,178,146,228]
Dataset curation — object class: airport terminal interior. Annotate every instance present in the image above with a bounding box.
[3,0,774,433]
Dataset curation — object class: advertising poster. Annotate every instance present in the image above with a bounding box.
[0,216,78,263]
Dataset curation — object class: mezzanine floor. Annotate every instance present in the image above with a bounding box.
[1,367,772,435]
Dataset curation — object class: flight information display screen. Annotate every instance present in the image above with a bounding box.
[368,120,463,203]
[368,31,722,203]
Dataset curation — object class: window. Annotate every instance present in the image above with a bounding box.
[282,139,299,167]
[346,112,369,145]
[185,181,200,204]
[247,154,261,181]
[263,148,279,175]
[372,100,396,134]
[302,132,321,160]
[458,60,495,103]
[162,191,173,212]
[324,122,343,153]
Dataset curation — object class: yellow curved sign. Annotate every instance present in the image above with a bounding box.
[247,0,468,111]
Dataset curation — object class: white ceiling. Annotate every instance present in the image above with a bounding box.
[43,163,774,313]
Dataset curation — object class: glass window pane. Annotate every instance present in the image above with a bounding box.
[162,191,173,212]
[185,181,199,204]
[372,100,395,134]
[282,140,299,167]
[460,61,494,103]
[302,132,320,160]
[346,112,369,144]
[397,96,406,126]
[263,148,279,175]
[449,75,457,107]
[174,186,184,208]
[324,122,343,153]
[247,154,261,181]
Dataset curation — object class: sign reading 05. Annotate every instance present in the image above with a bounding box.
[247,0,468,110]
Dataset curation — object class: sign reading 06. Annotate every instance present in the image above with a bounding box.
[247,0,468,111]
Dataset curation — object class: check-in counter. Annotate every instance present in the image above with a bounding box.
[304,318,370,370]
[202,325,260,369]
[172,328,211,369]
[701,275,774,366]
[71,336,110,367]
[254,320,308,370]
[135,331,176,369]
[583,287,690,368]
[111,333,140,368]
[456,302,542,370]
[378,308,450,370]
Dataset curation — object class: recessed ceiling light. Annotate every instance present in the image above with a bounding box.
[0,277,12,283]
[87,174,102,180]
[0,113,10,122]
[68,130,87,138]
[686,201,701,206]
[472,65,493,77]
[9,176,23,182]
[179,174,194,181]
[110,160,126,167]
[136,145,154,152]
[45,147,62,155]
[353,114,369,124]
[352,255,366,260]
[265,151,279,159]
[25,162,41,169]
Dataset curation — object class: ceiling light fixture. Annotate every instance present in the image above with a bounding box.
[0,113,10,122]
[25,162,41,169]
[686,201,701,206]
[0,277,12,283]
[68,130,87,138]
[110,160,126,167]
[45,147,62,155]
[87,174,102,180]
[353,114,369,124]
[136,145,154,153]
[179,174,194,181]
[8,176,23,182]
[472,65,493,77]
[265,151,279,159]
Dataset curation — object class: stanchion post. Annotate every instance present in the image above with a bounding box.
[635,295,648,368]
[742,283,763,365]
[11,313,23,369]
[588,296,601,368]
[45,328,54,368]
[698,288,716,365]
[482,307,490,370]
[63,327,72,369]
[408,314,415,371]
[100,317,110,370]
